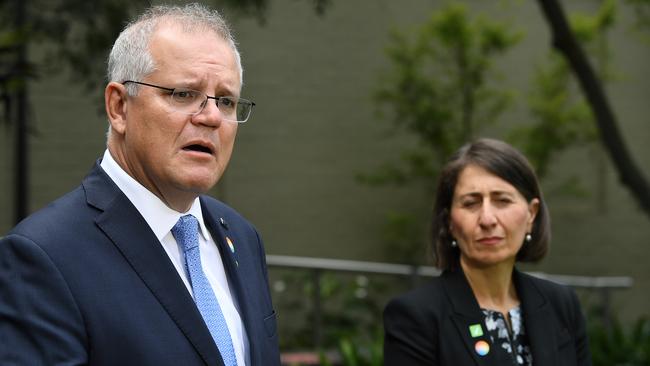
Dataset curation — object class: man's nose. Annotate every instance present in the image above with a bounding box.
[192,98,223,128]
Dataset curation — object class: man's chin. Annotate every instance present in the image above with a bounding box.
[175,175,221,195]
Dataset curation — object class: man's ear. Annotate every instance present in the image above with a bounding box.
[105,82,129,135]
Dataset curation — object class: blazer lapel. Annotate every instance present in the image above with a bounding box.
[201,200,258,362]
[514,270,559,366]
[442,270,502,366]
[84,163,223,366]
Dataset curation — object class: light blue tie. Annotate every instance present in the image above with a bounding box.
[172,214,238,366]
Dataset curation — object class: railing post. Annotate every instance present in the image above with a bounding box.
[312,268,322,350]
[599,287,612,333]
[410,264,419,288]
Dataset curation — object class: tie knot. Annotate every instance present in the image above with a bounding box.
[171,214,200,252]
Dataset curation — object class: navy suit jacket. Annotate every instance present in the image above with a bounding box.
[384,269,592,366]
[0,162,280,366]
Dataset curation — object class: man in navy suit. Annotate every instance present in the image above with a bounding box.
[0,4,280,365]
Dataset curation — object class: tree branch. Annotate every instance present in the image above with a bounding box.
[536,0,650,217]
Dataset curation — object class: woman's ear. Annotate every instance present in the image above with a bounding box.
[527,198,540,232]
[105,82,129,135]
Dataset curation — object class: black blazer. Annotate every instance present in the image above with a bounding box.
[0,162,280,366]
[383,269,591,366]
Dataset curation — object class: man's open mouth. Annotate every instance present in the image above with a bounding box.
[183,144,213,154]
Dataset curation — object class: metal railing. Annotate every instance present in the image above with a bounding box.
[267,254,633,349]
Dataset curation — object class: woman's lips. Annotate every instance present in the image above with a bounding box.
[477,236,502,245]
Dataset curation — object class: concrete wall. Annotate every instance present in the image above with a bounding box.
[1,0,648,321]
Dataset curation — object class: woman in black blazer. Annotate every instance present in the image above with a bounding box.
[383,138,591,366]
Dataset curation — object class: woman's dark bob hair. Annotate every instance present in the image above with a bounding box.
[431,138,550,271]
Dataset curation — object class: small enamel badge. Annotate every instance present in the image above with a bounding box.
[469,324,484,338]
[474,340,489,356]
[219,217,229,230]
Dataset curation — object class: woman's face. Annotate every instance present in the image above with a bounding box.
[449,164,539,270]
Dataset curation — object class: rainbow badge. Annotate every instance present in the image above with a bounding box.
[474,340,489,356]
[226,236,235,253]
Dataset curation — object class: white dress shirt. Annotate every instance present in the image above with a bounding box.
[100,149,249,365]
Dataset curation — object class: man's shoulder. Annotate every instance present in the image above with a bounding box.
[199,195,232,212]
[199,195,256,231]
[10,185,90,238]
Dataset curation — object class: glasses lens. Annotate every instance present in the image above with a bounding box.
[234,99,253,123]
[170,88,205,115]
[217,96,238,121]
[169,88,253,122]
[217,97,253,123]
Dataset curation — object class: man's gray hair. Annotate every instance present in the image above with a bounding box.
[107,3,243,96]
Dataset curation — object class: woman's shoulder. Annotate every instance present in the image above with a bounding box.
[516,271,583,318]
[383,276,452,364]
[517,271,577,299]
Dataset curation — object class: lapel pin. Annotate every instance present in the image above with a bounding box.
[226,236,235,253]
[226,236,238,267]
[469,324,484,338]
[474,340,489,356]
[219,217,229,230]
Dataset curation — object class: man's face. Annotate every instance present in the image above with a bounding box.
[117,24,241,210]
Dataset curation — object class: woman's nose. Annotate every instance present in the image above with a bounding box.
[478,204,497,227]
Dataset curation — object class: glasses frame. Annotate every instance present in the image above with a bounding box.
[122,80,255,123]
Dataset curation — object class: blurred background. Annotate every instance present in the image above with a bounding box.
[1,0,649,364]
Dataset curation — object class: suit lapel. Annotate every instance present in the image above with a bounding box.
[84,163,223,366]
[514,271,559,366]
[442,270,502,366]
[201,199,258,362]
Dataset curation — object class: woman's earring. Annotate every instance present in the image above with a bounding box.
[525,233,532,243]
[451,240,457,247]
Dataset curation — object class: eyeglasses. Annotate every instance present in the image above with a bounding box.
[122,80,255,123]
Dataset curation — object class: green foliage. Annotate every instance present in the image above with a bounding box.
[374,2,520,169]
[512,0,615,178]
[0,0,151,122]
[626,0,650,31]
[571,0,617,43]
[218,0,331,24]
[319,312,650,366]
[510,53,596,178]
[363,2,520,263]
[270,270,393,351]
[589,317,650,365]
[320,332,384,366]
[380,212,428,265]
[0,0,150,89]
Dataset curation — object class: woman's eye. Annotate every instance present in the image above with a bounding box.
[491,198,514,209]
[462,201,478,208]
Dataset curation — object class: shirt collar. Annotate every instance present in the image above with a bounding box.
[100,149,211,241]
